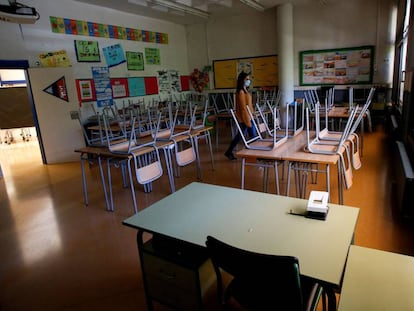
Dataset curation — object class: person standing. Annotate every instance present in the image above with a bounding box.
[224,71,256,160]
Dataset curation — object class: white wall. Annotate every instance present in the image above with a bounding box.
[293,0,396,86]
[186,0,397,87]
[0,0,189,108]
[205,9,278,61]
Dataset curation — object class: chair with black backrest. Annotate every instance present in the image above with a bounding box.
[205,236,325,311]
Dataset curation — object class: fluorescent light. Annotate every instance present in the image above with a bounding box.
[239,0,265,11]
[148,0,210,18]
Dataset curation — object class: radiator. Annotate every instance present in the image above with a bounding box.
[395,141,414,220]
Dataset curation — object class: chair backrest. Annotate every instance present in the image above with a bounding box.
[348,87,375,135]
[305,105,359,154]
[103,111,136,154]
[254,102,276,136]
[288,99,305,137]
[190,99,209,130]
[205,236,304,311]
[230,105,288,150]
[169,101,192,138]
[348,87,354,109]
[73,109,108,147]
[304,89,319,113]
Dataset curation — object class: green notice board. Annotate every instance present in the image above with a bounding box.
[299,45,374,86]
[213,55,278,89]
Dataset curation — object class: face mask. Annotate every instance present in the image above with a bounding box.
[244,79,251,88]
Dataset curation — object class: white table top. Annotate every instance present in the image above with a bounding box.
[123,182,359,287]
[338,245,414,310]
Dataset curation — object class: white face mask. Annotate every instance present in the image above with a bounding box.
[244,79,251,88]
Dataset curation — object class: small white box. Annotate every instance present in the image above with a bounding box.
[307,191,329,214]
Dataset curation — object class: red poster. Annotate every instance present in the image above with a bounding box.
[144,77,158,95]
[110,78,129,98]
[180,75,190,91]
[76,79,96,104]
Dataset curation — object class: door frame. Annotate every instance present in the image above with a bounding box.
[0,60,46,164]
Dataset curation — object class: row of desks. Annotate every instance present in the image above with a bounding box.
[75,126,213,213]
[235,130,344,204]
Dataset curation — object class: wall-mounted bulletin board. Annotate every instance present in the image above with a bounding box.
[213,55,278,89]
[300,45,374,86]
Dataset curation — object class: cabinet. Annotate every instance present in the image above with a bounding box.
[138,232,216,311]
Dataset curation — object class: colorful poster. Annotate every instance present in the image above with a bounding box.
[145,48,160,65]
[126,51,144,70]
[75,79,96,102]
[43,76,69,102]
[169,70,180,92]
[50,16,168,45]
[92,67,113,107]
[74,40,100,62]
[157,70,169,94]
[110,78,129,98]
[39,50,71,67]
[102,43,126,67]
[300,46,374,85]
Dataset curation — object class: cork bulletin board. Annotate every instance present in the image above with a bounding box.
[299,45,374,86]
[213,55,278,89]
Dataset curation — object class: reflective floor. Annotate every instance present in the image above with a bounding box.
[1,124,413,310]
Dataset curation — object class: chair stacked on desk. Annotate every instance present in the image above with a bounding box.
[291,87,376,202]
[101,107,164,213]
[315,87,375,170]
[230,96,289,194]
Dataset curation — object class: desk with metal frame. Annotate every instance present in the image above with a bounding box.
[235,131,343,204]
[338,245,414,310]
[74,126,213,213]
[123,182,360,311]
[75,142,174,213]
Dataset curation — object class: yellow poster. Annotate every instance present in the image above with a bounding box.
[39,50,71,67]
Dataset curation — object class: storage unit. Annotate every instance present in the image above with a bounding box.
[138,233,216,311]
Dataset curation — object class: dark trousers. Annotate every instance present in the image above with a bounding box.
[226,122,256,153]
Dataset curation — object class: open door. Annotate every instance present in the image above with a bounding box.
[28,67,84,164]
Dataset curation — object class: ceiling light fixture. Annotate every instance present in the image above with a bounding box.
[239,0,265,11]
[147,0,210,18]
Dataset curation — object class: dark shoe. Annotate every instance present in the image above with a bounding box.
[224,151,236,160]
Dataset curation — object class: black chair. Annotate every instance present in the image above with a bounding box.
[205,236,325,311]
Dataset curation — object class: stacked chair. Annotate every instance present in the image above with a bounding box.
[229,93,289,194]
[295,87,376,201]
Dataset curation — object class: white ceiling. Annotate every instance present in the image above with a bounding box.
[73,0,323,25]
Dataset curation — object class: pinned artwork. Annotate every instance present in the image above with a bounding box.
[300,46,374,85]
[74,40,100,62]
[39,50,71,67]
[50,16,168,44]
[126,51,144,71]
[43,76,69,102]
[103,44,126,67]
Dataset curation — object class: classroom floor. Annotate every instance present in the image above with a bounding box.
[1,123,414,310]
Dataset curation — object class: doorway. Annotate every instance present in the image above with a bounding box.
[0,60,45,166]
